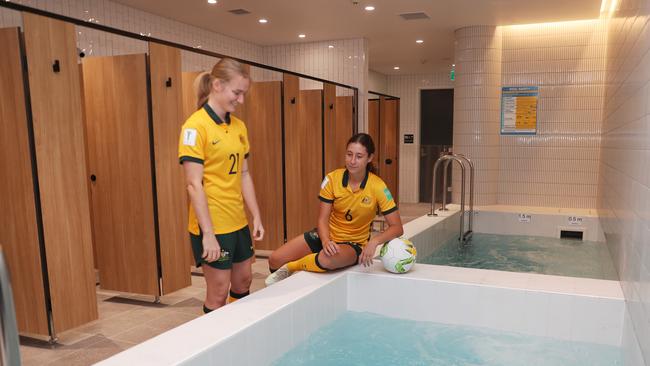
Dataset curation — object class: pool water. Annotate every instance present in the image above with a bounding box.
[272,312,623,366]
[420,233,618,280]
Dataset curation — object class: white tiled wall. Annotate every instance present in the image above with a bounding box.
[389,21,607,207]
[386,73,455,203]
[264,38,368,129]
[599,1,650,364]
[451,22,607,208]
[452,26,503,205]
[498,20,607,208]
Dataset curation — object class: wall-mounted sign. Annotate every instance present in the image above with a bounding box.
[404,134,414,144]
[517,213,532,223]
[501,86,538,135]
[567,216,584,226]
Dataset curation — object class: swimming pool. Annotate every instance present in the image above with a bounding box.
[272,311,623,366]
[421,232,618,280]
[97,206,644,366]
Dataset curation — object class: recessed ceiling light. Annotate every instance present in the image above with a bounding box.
[328,45,334,49]
[258,18,268,23]
[452,64,456,67]
[298,34,306,38]
[416,39,424,44]
[393,66,400,70]
[207,0,217,4]
[365,5,375,11]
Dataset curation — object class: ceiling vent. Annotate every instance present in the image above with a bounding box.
[228,8,251,15]
[399,12,430,20]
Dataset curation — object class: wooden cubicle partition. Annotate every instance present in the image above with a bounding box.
[148,42,191,294]
[0,27,49,336]
[379,97,400,202]
[238,81,284,250]
[323,84,353,173]
[367,99,380,172]
[22,13,98,333]
[181,71,202,119]
[82,54,159,296]
[283,74,323,239]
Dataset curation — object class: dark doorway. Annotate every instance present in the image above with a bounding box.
[419,89,454,203]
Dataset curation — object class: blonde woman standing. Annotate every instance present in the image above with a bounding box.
[179,58,264,313]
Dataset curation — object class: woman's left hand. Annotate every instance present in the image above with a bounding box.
[252,217,265,241]
[359,241,378,267]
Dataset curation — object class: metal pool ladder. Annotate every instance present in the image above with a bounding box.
[428,153,475,243]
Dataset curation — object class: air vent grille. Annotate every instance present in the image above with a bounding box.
[228,8,251,15]
[399,12,430,20]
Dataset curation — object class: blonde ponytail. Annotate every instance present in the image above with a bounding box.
[194,71,212,110]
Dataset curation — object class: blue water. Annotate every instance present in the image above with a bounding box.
[420,233,618,280]
[272,312,623,366]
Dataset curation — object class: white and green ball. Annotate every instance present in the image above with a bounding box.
[379,237,417,273]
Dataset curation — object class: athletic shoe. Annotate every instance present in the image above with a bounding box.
[265,265,293,286]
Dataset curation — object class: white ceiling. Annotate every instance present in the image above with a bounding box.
[114,0,601,75]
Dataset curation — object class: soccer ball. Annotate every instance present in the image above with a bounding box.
[379,237,417,273]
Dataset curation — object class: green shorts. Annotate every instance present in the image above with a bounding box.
[303,229,363,258]
[190,226,254,270]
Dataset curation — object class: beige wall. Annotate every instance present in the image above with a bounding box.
[599,1,650,363]
[368,70,388,95]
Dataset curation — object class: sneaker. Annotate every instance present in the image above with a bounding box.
[265,265,293,286]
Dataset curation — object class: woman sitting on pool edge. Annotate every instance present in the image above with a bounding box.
[265,133,403,285]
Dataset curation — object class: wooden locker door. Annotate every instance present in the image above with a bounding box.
[323,84,354,173]
[334,95,354,164]
[367,99,380,174]
[82,54,159,296]
[149,43,191,294]
[283,74,323,240]
[241,81,284,250]
[323,83,338,173]
[380,97,399,202]
[181,71,203,265]
[0,27,49,335]
[22,13,98,333]
[181,71,203,120]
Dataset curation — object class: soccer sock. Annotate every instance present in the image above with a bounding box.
[286,253,327,273]
[228,290,249,303]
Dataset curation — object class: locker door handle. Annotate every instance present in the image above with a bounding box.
[90,174,96,182]
[385,158,393,165]
[52,60,60,73]
[165,77,172,87]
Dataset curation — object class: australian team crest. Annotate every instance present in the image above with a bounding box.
[361,196,372,205]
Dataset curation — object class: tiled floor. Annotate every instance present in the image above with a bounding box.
[19,203,431,366]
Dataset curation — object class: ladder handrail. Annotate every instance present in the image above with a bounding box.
[0,247,21,366]
[428,153,475,242]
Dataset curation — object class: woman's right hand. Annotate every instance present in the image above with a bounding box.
[202,235,221,262]
[323,240,339,256]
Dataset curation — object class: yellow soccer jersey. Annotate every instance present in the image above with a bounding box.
[318,168,397,245]
[178,104,250,235]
